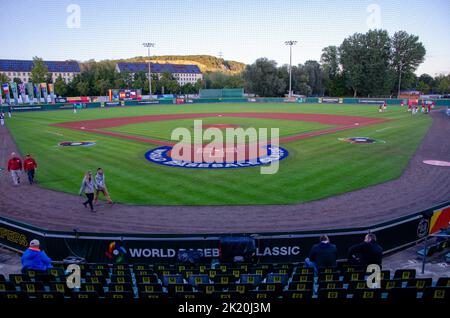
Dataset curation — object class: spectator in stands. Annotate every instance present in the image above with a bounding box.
[21,239,53,273]
[23,154,38,185]
[7,152,22,186]
[93,168,113,205]
[79,171,96,212]
[305,235,338,274]
[347,233,383,267]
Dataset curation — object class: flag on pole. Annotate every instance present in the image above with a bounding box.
[48,83,55,103]
[18,83,26,104]
[2,83,10,105]
[40,83,48,103]
[34,83,41,103]
[26,82,34,104]
[10,82,19,105]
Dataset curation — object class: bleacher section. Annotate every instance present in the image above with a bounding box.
[0,262,448,303]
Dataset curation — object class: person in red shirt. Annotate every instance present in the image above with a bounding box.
[7,152,22,185]
[24,154,38,185]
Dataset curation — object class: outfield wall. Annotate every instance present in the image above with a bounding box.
[1,97,450,112]
[0,201,448,264]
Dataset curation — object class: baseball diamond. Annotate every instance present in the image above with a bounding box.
[0,103,448,234]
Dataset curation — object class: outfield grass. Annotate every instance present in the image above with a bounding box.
[4,103,432,205]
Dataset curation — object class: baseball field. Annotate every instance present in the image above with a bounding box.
[4,103,431,205]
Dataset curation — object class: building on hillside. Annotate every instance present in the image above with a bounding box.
[115,62,203,86]
[0,59,80,83]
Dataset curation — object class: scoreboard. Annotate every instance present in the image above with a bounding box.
[109,89,142,101]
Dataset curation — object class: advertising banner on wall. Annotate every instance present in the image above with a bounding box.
[10,82,19,105]
[26,82,34,104]
[2,200,447,265]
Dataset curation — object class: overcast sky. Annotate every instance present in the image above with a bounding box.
[1,0,449,75]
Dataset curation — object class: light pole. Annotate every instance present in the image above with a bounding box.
[285,41,297,98]
[397,60,403,98]
[142,42,155,99]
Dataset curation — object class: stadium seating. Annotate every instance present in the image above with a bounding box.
[0,262,447,302]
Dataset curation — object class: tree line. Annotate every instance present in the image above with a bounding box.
[1,30,449,98]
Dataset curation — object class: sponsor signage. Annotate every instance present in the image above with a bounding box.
[358,99,385,104]
[57,104,75,109]
[138,100,160,105]
[320,97,340,104]
[55,97,68,103]
[11,106,42,111]
[103,101,121,107]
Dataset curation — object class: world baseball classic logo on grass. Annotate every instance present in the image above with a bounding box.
[59,141,96,147]
[144,120,288,174]
[338,137,385,144]
[145,144,289,169]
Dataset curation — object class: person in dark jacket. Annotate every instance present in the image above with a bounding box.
[305,235,338,274]
[23,154,38,185]
[348,233,383,267]
[21,239,53,273]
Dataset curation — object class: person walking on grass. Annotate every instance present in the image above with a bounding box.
[7,152,22,186]
[79,171,96,212]
[94,168,113,205]
[23,154,38,185]
[0,112,4,127]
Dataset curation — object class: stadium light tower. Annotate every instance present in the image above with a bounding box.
[142,42,155,99]
[285,41,297,98]
[397,60,404,98]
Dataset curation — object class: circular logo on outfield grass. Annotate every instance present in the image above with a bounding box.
[59,141,96,147]
[144,145,289,169]
[338,137,385,144]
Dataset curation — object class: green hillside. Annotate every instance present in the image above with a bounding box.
[115,55,246,74]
